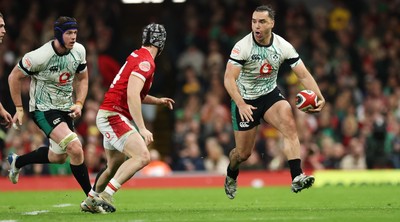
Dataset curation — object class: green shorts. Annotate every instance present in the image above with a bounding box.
[30,110,74,137]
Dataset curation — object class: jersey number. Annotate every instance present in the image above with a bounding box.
[110,62,127,88]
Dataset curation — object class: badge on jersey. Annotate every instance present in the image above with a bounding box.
[139,61,151,72]
[23,57,33,69]
[270,54,280,63]
[231,46,241,58]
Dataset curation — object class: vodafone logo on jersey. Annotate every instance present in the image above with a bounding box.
[139,61,151,72]
[57,72,71,86]
[257,62,273,78]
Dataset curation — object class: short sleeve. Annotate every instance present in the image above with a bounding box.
[228,42,247,66]
[76,44,87,73]
[18,53,38,76]
[284,42,301,67]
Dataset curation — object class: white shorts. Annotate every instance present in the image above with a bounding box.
[96,109,137,152]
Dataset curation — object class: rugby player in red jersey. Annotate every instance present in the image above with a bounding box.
[82,23,174,213]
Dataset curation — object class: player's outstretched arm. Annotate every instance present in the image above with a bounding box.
[143,95,175,110]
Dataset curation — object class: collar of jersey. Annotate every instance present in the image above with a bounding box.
[252,32,274,47]
[51,40,71,56]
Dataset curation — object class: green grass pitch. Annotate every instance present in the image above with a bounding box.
[0,186,399,222]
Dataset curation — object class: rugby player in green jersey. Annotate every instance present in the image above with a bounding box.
[224,5,326,199]
[8,16,104,213]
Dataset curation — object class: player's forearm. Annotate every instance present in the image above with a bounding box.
[74,72,89,104]
[299,76,324,100]
[224,77,245,106]
[142,95,160,105]
[127,94,146,130]
[8,68,24,108]
[293,64,324,100]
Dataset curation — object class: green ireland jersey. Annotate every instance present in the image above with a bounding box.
[18,41,87,112]
[228,32,302,100]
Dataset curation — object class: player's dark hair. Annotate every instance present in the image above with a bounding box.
[54,16,78,46]
[255,5,275,20]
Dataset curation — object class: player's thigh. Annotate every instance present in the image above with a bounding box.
[234,127,258,156]
[49,122,75,143]
[123,132,149,159]
[263,100,297,137]
[31,110,74,141]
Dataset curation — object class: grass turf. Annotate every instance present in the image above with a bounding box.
[0,186,398,222]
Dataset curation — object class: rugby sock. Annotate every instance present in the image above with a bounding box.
[15,147,50,168]
[88,189,99,198]
[226,164,239,180]
[288,159,303,180]
[70,163,92,196]
[104,178,121,196]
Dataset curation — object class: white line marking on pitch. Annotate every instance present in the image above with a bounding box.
[53,203,73,208]
[22,210,49,215]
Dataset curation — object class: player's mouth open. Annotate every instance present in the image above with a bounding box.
[254,31,262,38]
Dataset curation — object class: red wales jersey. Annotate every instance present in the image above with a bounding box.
[100,47,155,120]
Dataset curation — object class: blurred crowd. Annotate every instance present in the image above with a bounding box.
[1,0,400,178]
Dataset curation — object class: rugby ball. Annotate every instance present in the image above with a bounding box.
[296,90,318,112]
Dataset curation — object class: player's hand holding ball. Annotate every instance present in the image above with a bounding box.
[296,90,321,113]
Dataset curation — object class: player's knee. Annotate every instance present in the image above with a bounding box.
[139,150,151,167]
[61,133,84,161]
[237,150,252,162]
[68,143,84,160]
